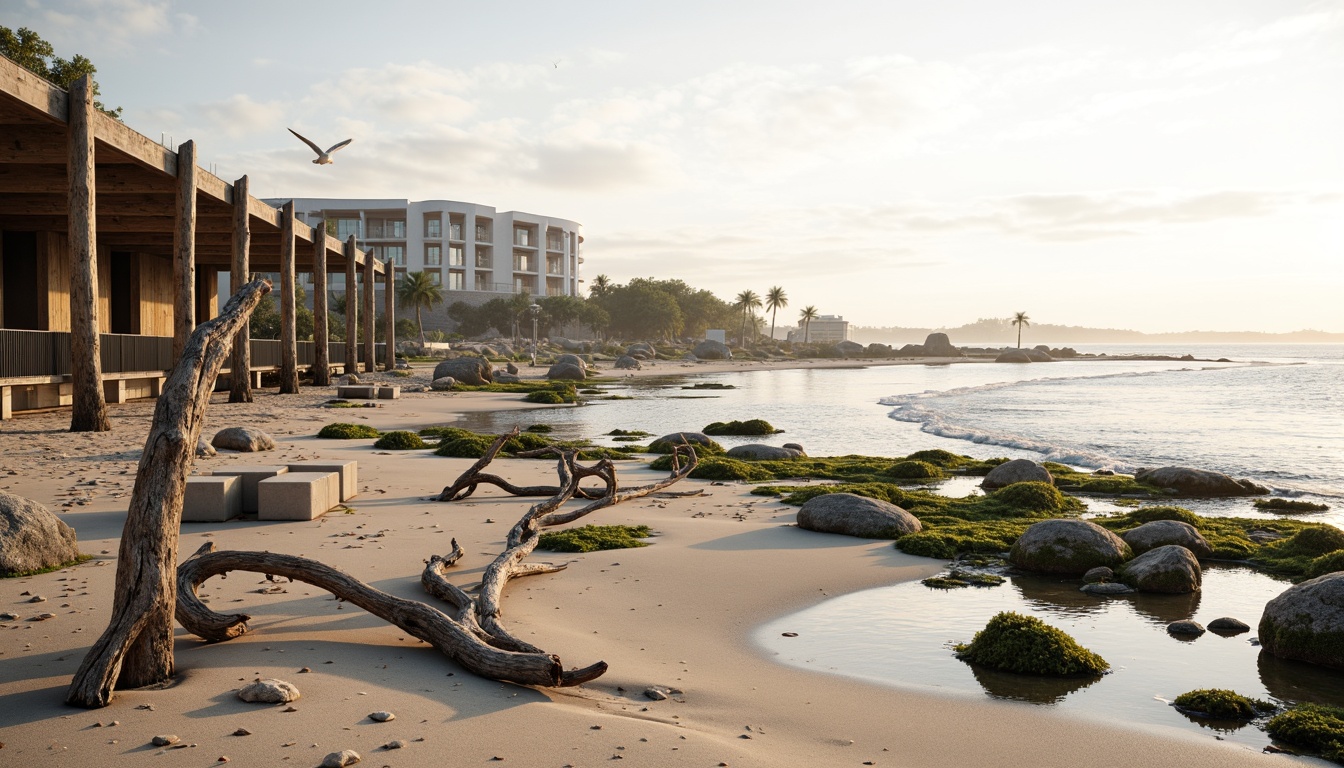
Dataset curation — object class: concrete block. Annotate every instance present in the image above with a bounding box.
[258,472,340,521]
[210,465,290,513]
[286,460,358,501]
[182,475,242,522]
[377,386,400,399]
[336,385,376,399]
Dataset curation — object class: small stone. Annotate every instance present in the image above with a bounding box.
[321,749,361,767]
[0,612,17,620]
[29,613,56,621]
[1208,616,1250,633]
[1082,566,1113,583]
[237,678,300,704]
[151,735,179,747]
[232,728,251,736]
[282,706,298,713]
[590,725,602,730]
[217,757,230,763]
[368,711,394,722]
[1168,620,1206,636]
[298,667,312,673]
[382,740,406,750]
[643,687,669,701]
[27,595,46,603]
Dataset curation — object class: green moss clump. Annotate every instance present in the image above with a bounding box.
[702,419,781,436]
[608,429,652,437]
[1255,498,1330,513]
[905,449,969,468]
[896,520,1031,559]
[954,612,1109,676]
[684,382,735,389]
[525,390,569,404]
[579,388,603,394]
[1172,689,1276,720]
[649,455,773,482]
[1305,551,1344,580]
[424,427,556,458]
[1111,505,1205,528]
[373,430,427,450]
[318,422,381,439]
[921,570,1005,589]
[754,483,910,507]
[525,424,553,433]
[989,482,1073,514]
[1266,704,1344,762]
[2,553,93,578]
[647,435,725,455]
[537,524,652,553]
[1267,525,1344,558]
[881,460,945,480]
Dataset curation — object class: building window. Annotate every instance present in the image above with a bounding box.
[447,270,465,290]
[425,245,442,266]
[425,218,442,238]
[475,223,491,242]
[547,231,563,251]
[427,270,442,285]
[383,245,406,266]
[448,245,465,266]
[514,227,532,247]
[450,221,463,240]
[475,274,491,291]
[547,255,562,274]
[514,275,535,294]
[330,218,360,241]
[368,219,405,238]
[475,247,492,269]
[513,252,536,272]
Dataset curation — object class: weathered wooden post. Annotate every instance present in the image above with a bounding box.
[344,236,358,374]
[172,140,197,359]
[279,201,299,393]
[384,258,396,370]
[228,175,253,402]
[67,75,110,432]
[363,248,375,372]
[312,229,330,386]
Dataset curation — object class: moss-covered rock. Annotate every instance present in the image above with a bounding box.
[1267,525,1344,558]
[1255,498,1330,513]
[648,455,773,482]
[896,520,1032,559]
[796,492,921,539]
[1121,520,1213,558]
[1119,545,1202,594]
[647,432,724,454]
[981,459,1053,490]
[318,423,381,439]
[373,430,427,450]
[537,524,652,553]
[1306,551,1344,580]
[954,611,1109,676]
[1258,572,1344,671]
[702,419,782,436]
[1266,704,1344,763]
[989,482,1071,514]
[880,460,945,481]
[1172,689,1276,720]
[1009,519,1132,575]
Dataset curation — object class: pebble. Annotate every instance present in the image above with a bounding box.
[321,749,361,767]
[0,612,17,620]
[368,711,394,722]
[27,595,45,603]
[29,613,56,621]
[643,687,669,701]
[232,728,251,736]
[1167,620,1206,636]
[298,667,312,673]
[151,735,179,747]
[1208,616,1250,633]
[382,740,406,750]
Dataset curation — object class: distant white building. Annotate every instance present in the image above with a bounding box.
[272,198,584,299]
[789,314,850,343]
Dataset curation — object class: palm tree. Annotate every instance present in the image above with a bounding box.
[589,274,613,300]
[734,289,761,346]
[799,305,819,343]
[397,271,444,347]
[1012,311,1031,349]
[765,286,788,342]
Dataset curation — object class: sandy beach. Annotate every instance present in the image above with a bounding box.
[0,361,1290,767]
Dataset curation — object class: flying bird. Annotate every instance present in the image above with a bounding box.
[287,128,352,165]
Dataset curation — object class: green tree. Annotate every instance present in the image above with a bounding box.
[1012,311,1031,349]
[765,286,788,342]
[0,26,122,118]
[604,282,683,341]
[734,290,762,346]
[540,295,584,336]
[397,271,444,347]
[589,274,613,300]
[799,305,819,343]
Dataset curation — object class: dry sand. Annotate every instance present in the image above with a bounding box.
[0,362,1286,766]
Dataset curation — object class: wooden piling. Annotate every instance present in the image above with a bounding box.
[344,236,358,374]
[384,258,396,370]
[228,175,253,402]
[279,200,299,393]
[312,228,330,386]
[67,75,110,432]
[363,248,375,372]
[172,140,197,359]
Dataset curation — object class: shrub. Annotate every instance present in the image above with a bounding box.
[881,460,945,480]
[373,430,427,450]
[1173,689,1276,720]
[538,525,652,553]
[990,482,1071,514]
[954,611,1109,676]
[1254,498,1330,513]
[1266,704,1344,762]
[702,419,781,436]
[318,422,381,439]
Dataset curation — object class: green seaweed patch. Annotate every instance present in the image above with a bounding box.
[683,382,735,389]
[323,399,377,409]
[1265,525,1344,558]
[318,422,381,439]
[649,455,773,482]
[1255,498,1331,513]
[905,449,974,468]
[896,520,1032,559]
[611,435,644,442]
[373,430,427,450]
[988,482,1079,515]
[525,424,554,433]
[1172,689,1277,721]
[880,460,945,481]
[1305,551,1344,580]
[1266,704,1344,763]
[424,426,554,458]
[452,381,572,394]
[608,429,652,437]
[579,388,603,394]
[1046,464,1163,495]
[525,390,572,404]
[647,436,725,455]
[921,570,1006,589]
[2,553,94,579]
[537,524,652,553]
[703,419,782,436]
[954,611,1109,676]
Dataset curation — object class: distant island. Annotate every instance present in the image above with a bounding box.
[851,318,1344,346]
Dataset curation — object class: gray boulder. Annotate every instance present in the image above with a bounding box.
[692,340,732,360]
[726,444,805,460]
[1119,545,1202,594]
[195,437,216,458]
[796,493,921,539]
[1009,519,1131,575]
[981,459,1053,490]
[649,432,719,452]
[995,349,1034,363]
[1259,572,1344,670]
[1121,520,1212,558]
[615,355,641,370]
[1208,616,1250,634]
[865,343,893,357]
[554,337,585,352]
[211,427,276,452]
[237,678,301,703]
[555,353,587,370]
[1080,582,1135,595]
[433,357,493,386]
[1024,348,1055,362]
[626,343,656,360]
[834,340,865,357]
[546,362,586,381]
[506,362,519,375]
[430,376,457,391]
[1083,566,1114,583]
[0,491,81,576]
[897,343,926,356]
[1134,466,1270,497]
[1168,621,1205,636]
[921,333,963,357]
[782,443,806,454]
[492,373,521,384]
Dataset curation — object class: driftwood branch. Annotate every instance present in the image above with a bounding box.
[433,428,614,502]
[172,442,698,690]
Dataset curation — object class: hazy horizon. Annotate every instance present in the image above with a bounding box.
[6,0,1341,334]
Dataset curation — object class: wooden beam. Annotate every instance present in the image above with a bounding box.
[0,163,175,194]
[344,236,357,375]
[279,201,299,394]
[0,214,233,233]
[67,76,110,432]
[384,258,396,370]
[229,175,253,403]
[173,141,197,358]
[0,192,177,216]
[312,226,330,386]
[363,246,375,373]
[0,56,66,123]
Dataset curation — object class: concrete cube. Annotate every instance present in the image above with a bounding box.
[377,386,400,399]
[210,465,290,513]
[336,385,376,399]
[182,475,242,523]
[258,472,339,521]
[286,460,358,502]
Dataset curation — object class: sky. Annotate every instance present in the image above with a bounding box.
[5,0,1342,332]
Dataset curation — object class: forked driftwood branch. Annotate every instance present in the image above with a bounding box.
[173,444,698,688]
[434,426,604,501]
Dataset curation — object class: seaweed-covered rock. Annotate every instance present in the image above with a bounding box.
[0,491,81,576]
[555,353,587,370]
[615,355,641,370]
[834,340,865,357]
[1082,566,1114,583]
[1009,519,1131,575]
[648,432,721,453]
[1259,572,1344,671]
[796,493,921,539]
[881,460,944,480]
[703,419,779,436]
[1119,544,1202,594]
[954,611,1109,676]
[921,332,963,357]
[726,444,804,460]
[996,349,1034,363]
[626,343,656,360]
[1121,520,1213,558]
[1266,704,1344,762]
[1134,466,1269,497]
[981,459,1053,490]
[1173,689,1276,720]
[546,362,586,381]
[432,357,493,386]
[211,427,276,452]
[865,343,892,356]
[692,340,732,360]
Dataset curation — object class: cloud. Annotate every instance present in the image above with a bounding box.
[26,0,194,49]
[199,95,286,139]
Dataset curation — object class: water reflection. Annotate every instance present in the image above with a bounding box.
[1174,709,1252,733]
[1128,590,1202,626]
[1258,651,1344,706]
[966,662,1102,704]
[1010,574,1107,617]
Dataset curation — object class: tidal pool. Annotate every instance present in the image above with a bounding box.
[755,565,1344,758]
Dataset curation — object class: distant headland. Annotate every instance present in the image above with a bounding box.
[852,318,1344,346]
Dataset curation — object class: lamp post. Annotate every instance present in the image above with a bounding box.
[529,303,541,366]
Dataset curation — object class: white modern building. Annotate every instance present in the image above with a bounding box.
[273,198,584,300]
[788,314,850,343]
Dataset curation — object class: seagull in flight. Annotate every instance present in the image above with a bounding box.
[288,128,352,165]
